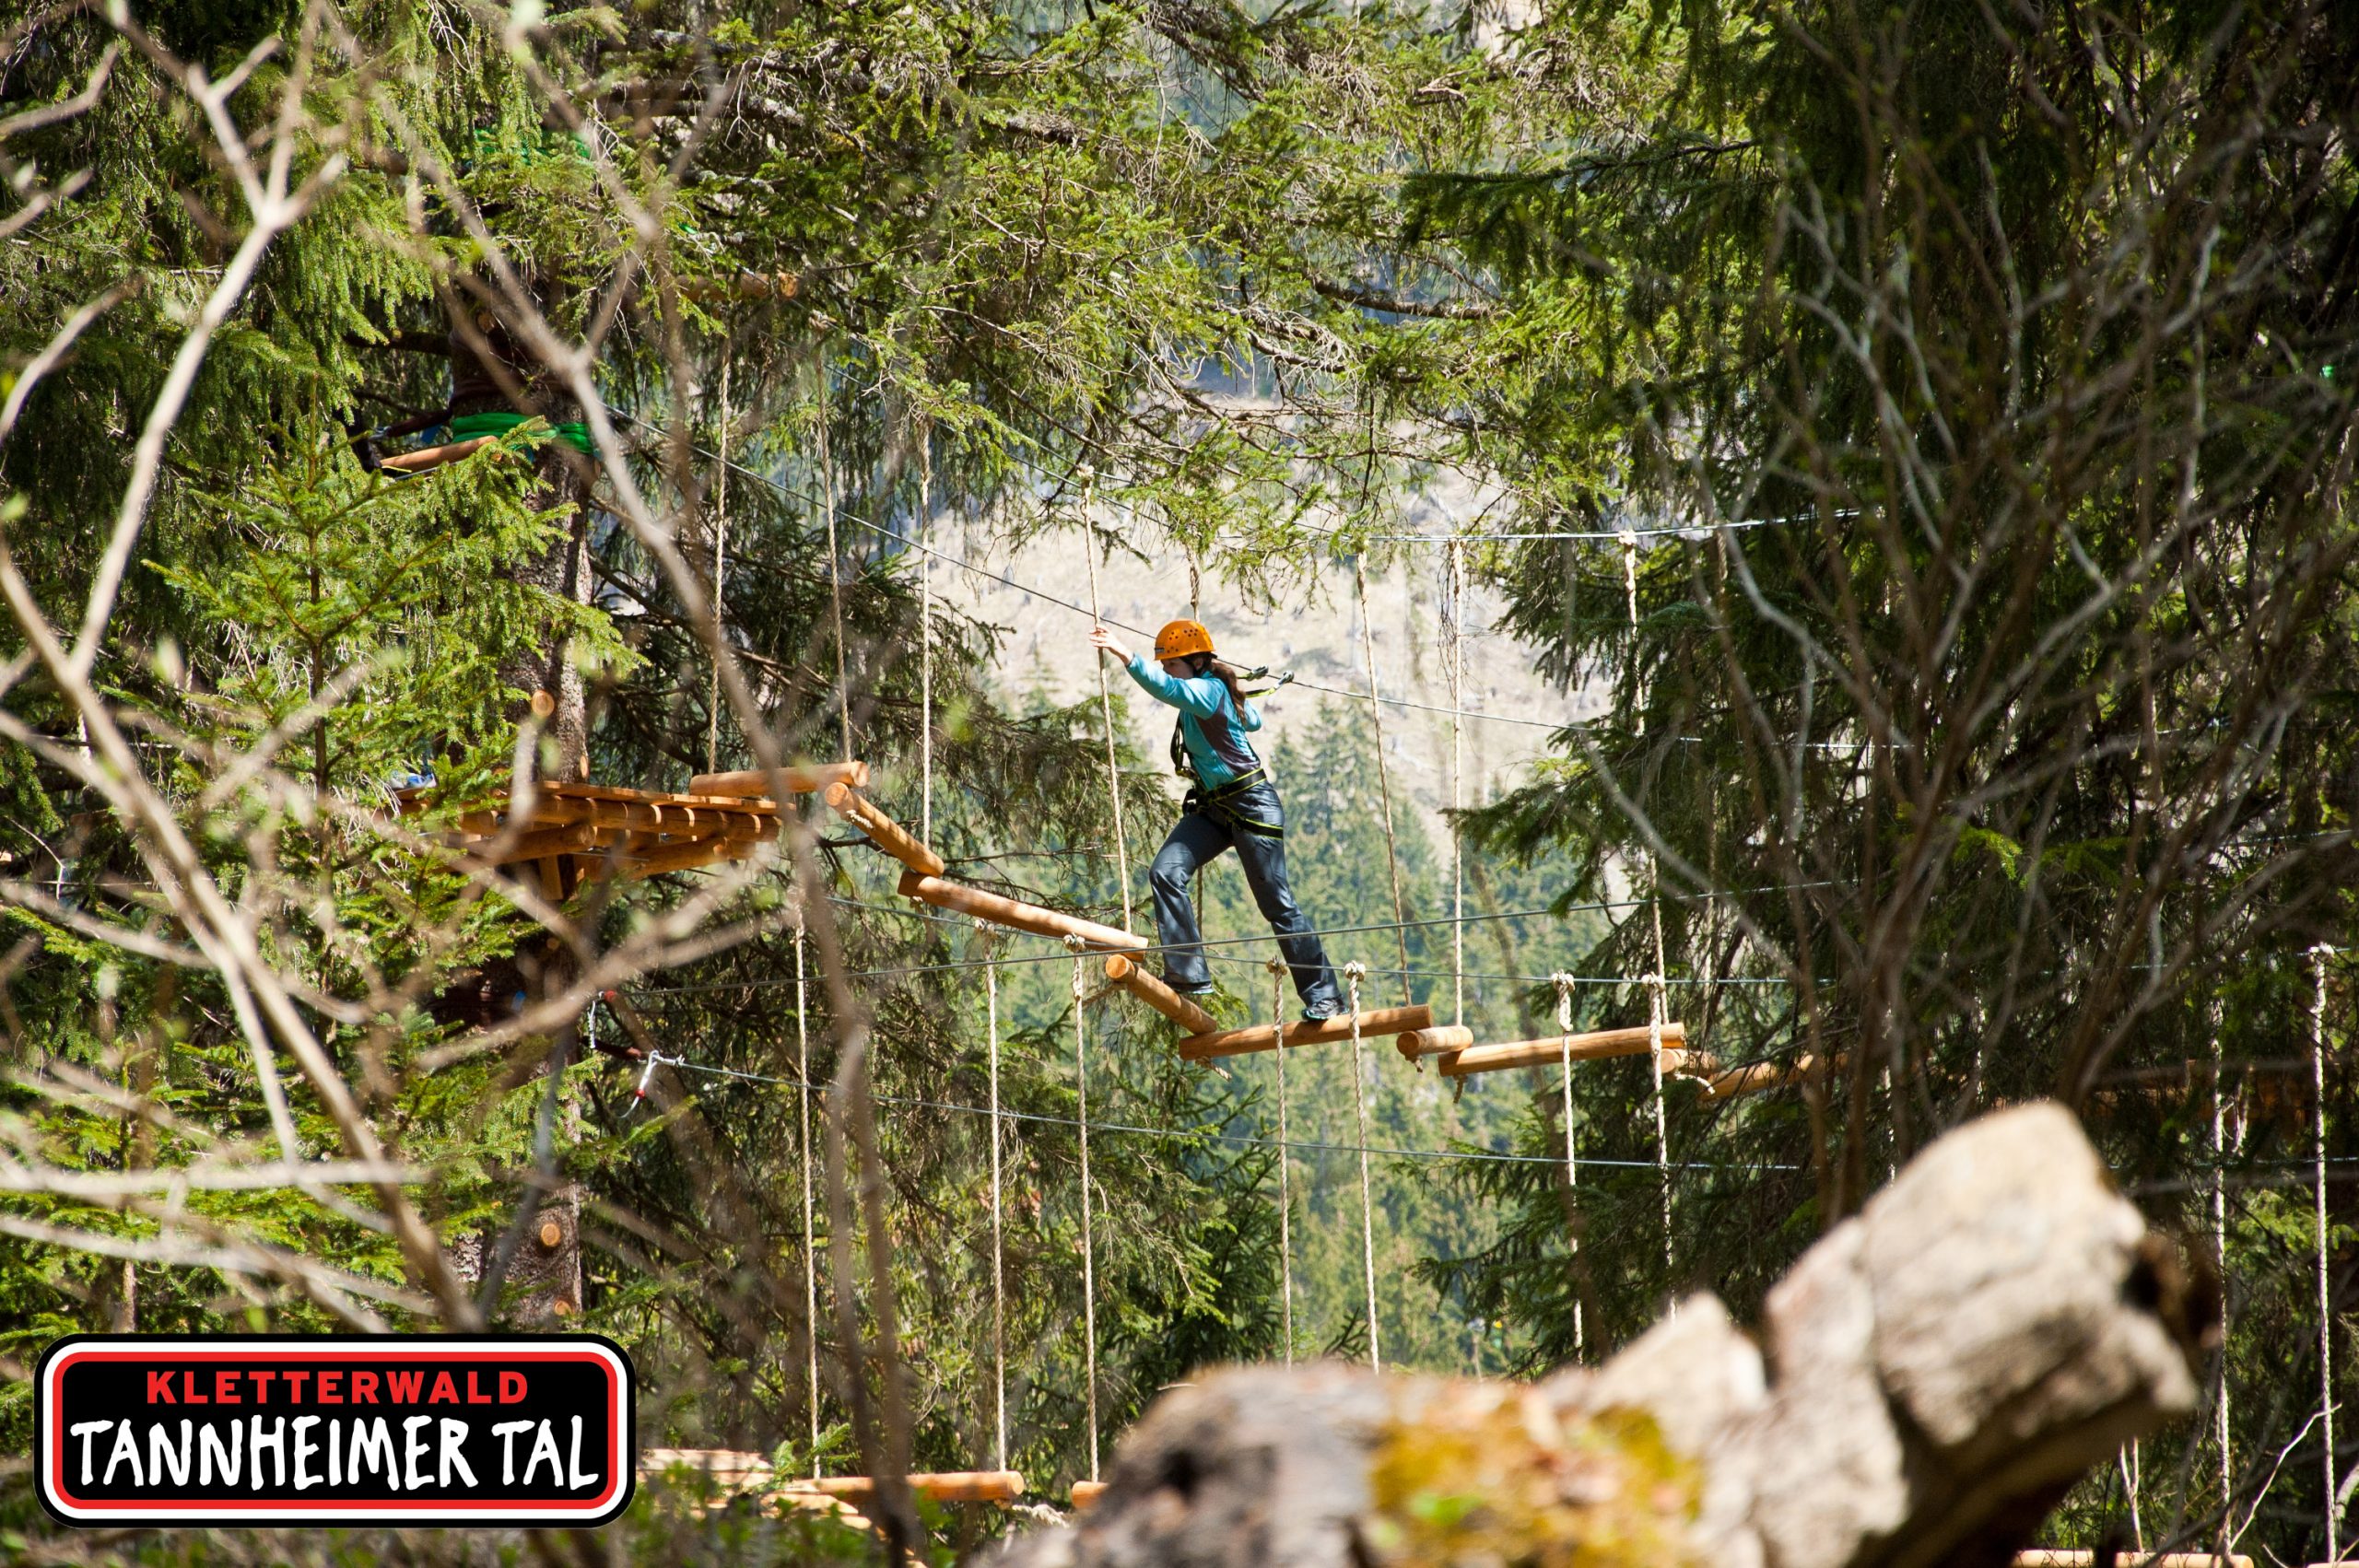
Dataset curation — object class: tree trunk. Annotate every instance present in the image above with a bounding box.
[989,1103,2209,1568]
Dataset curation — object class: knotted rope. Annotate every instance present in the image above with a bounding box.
[1067,935,1100,1479]
[1555,971,1584,1361]
[1345,962,1380,1371]
[1269,955,1293,1363]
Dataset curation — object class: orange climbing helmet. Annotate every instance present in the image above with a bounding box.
[1154,619,1215,661]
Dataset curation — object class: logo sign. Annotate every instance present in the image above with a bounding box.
[36,1336,634,1527]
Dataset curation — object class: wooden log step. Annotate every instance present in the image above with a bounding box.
[689,761,869,798]
[1438,1022,1688,1078]
[824,782,946,875]
[1104,954,1217,1035]
[1395,1025,1475,1060]
[792,1471,1026,1504]
[1696,1053,1835,1102]
[897,871,1147,953]
[1176,1005,1434,1061]
[1070,1480,1108,1511]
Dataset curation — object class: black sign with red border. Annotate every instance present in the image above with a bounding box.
[36,1335,635,1527]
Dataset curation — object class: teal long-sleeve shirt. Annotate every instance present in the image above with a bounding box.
[1124,655,1264,788]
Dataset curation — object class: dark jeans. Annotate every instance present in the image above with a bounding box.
[1148,779,1343,1012]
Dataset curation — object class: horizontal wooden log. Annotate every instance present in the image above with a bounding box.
[1438,1022,1689,1078]
[824,782,947,875]
[2013,1554,2251,1568]
[1070,1480,1108,1511]
[898,870,1147,953]
[1177,1005,1435,1061]
[1395,1025,1475,1060]
[624,833,758,881]
[793,1471,1026,1504]
[1698,1053,1837,1102]
[379,435,495,474]
[1105,954,1218,1035]
[689,761,868,797]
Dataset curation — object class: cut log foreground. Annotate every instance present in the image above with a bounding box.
[898,870,1149,953]
[825,782,948,876]
[1105,954,1218,1035]
[1177,1005,1434,1061]
[1435,1021,1689,1077]
[986,1103,2210,1568]
[1394,1025,1475,1059]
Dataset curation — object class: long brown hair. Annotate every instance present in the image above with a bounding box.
[1187,653,1251,709]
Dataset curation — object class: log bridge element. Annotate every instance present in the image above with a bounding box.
[1176,1004,1433,1061]
[1104,954,1218,1034]
[640,1448,1025,1529]
[406,768,862,899]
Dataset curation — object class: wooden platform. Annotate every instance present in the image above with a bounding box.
[410,769,859,897]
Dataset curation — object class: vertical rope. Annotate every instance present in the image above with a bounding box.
[1344,962,1379,1371]
[1353,558,1413,1003]
[1270,955,1293,1363]
[1447,541,1465,1028]
[1080,471,1134,934]
[795,918,820,1479]
[817,395,851,759]
[1555,972,1584,1362]
[919,424,934,847]
[2315,942,2337,1563]
[2211,995,2233,1554]
[706,353,730,775]
[983,925,1006,1472]
[1624,532,1674,1270]
[1069,941,1099,1480]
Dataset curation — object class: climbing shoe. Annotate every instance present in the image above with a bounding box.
[1163,974,1215,997]
[1300,997,1344,1024]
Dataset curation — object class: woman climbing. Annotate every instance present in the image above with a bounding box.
[1088,619,1345,1022]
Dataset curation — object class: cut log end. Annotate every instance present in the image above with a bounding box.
[1105,954,1217,1034]
[823,782,947,876]
[1070,1480,1107,1512]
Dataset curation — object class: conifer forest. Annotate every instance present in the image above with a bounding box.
[4,0,2359,1562]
